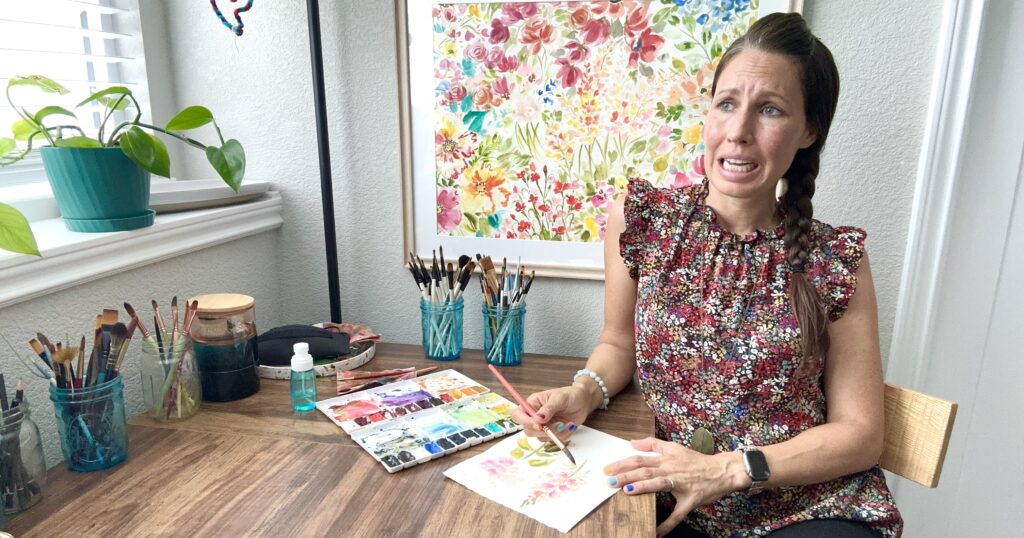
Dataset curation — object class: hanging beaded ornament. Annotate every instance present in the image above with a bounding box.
[210,0,254,36]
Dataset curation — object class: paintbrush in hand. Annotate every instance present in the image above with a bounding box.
[487,364,576,466]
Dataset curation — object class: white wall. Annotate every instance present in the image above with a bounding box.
[0,233,282,467]
[155,0,943,365]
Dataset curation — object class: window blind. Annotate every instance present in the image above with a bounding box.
[0,0,143,186]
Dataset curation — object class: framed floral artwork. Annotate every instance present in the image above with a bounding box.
[398,0,802,279]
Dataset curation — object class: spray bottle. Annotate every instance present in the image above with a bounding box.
[290,342,317,411]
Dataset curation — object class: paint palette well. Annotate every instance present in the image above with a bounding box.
[317,369,523,472]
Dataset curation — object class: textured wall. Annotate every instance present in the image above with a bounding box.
[156,0,943,365]
[0,233,282,468]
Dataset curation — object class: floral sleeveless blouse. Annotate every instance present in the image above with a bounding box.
[619,179,902,537]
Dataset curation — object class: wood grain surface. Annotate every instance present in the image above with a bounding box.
[8,343,655,537]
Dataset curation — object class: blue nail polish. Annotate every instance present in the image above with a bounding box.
[607,477,617,486]
[625,484,634,492]
[568,423,577,431]
[556,423,565,432]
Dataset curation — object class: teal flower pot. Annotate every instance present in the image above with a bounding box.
[40,147,154,232]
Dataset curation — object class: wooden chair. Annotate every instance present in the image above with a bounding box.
[880,383,958,488]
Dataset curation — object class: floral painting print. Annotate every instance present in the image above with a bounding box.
[432,0,759,242]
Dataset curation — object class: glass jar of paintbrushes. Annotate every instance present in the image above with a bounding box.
[49,376,128,472]
[139,337,202,421]
[133,297,203,420]
[408,248,475,361]
[32,311,134,472]
[0,376,46,515]
[478,255,535,366]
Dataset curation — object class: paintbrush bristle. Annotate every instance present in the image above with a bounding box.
[29,338,44,356]
[102,308,119,326]
[478,256,495,272]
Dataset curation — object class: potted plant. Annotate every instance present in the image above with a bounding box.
[0,75,246,233]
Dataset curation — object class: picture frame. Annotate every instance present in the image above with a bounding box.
[397,0,803,279]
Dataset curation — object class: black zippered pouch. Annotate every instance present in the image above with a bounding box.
[256,324,350,366]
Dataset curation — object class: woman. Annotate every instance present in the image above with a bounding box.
[510,13,902,538]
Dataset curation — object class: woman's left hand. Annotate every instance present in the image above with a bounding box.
[605,437,748,537]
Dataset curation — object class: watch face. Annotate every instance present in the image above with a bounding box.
[744,450,771,482]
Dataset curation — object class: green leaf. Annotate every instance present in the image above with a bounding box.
[11,120,38,141]
[628,139,647,155]
[99,96,130,111]
[120,126,170,177]
[691,427,715,455]
[53,136,103,148]
[205,139,245,191]
[33,106,76,125]
[165,106,214,131]
[462,110,487,134]
[75,86,132,108]
[542,442,560,453]
[0,203,40,256]
[517,437,533,451]
[0,137,15,156]
[527,458,553,467]
[510,447,524,460]
[7,75,69,94]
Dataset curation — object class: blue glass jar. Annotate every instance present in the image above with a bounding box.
[482,303,526,366]
[420,298,464,361]
[48,376,128,472]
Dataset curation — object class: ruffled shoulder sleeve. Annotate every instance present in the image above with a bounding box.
[618,178,700,279]
[806,223,868,322]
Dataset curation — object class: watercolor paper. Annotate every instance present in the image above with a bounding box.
[444,426,648,533]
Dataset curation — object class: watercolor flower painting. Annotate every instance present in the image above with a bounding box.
[431,0,759,241]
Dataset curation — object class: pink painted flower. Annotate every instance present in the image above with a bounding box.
[485,47,505,69]
[436,187,461,232]
[494,54,519,73]
[555,57,583,88]
[489,19,509,44]
[492,76,512,99]
[501,3,538,22]
[445,83,468,104]
[520,17,555,54]
[464,41,487,62]
[693,154,705,176]
[628,28,666,68]
[623,3,650,38]
[565,40,589,63]
[580,19,610,46]
[440,6,458,22]
[592,1,636,20]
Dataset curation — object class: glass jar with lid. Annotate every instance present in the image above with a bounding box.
[187,293,261,401]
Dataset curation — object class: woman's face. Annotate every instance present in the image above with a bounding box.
[703,49,816,203]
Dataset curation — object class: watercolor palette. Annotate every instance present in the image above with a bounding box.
[316,369,523,472]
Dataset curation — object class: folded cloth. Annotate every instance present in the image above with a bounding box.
[321,322,380,345]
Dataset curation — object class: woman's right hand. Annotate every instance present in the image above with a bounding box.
[510,385,593,441]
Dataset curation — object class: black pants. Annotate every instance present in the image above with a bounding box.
[658,506,879,537]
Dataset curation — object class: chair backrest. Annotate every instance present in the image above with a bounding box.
[880,383,958,488]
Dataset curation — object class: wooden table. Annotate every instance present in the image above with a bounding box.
[7,343,655,537]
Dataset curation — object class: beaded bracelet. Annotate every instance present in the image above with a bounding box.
[573,368,610,410]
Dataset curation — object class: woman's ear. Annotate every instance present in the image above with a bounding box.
[800,127,817,149]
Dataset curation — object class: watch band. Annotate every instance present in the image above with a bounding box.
[738,444,770,494]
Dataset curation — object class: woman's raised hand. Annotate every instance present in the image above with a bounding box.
[509,385,593,441]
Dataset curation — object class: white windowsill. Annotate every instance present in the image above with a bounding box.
[0,191,284,308]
